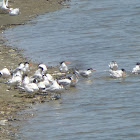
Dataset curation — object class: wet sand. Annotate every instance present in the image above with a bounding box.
[0,0,67,139]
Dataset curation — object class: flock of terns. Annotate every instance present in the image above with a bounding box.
[0,61,140,94]
[0,61,88,93]
[0,0,19,15]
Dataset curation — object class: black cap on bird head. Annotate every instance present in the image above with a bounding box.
[24,62,29,64]
[38,66,44,71]
[60,61,65,65]
[136,62,140,65]
[18,62,24,65]
[121,69,125,72]
[87,68,93,70]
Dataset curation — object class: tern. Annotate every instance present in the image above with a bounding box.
[32,67,44,81]
[0,68,11,78]
[42,80,64,92]
[132,62,140,74]
[109,69,126,78]
[59,61,70,73]
[37,75,51,90]
[7,73,22,86]
[58,76,72,87]
[108,61,118,71]
[24,82,39,93]
[76,68,96,78]
[38,64,47,74]
[8,8,19,16]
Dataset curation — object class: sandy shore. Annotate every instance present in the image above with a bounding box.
[0,0,68,139]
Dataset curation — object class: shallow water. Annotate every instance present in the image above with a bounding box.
[3,0,140,139]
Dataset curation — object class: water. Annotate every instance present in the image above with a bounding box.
[3,0,140,139]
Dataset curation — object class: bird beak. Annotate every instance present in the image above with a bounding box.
[65,62,70,64]
[92,69,96,71]
[29,64,32,66]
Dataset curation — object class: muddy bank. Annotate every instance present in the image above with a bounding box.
[0,0,64,29]
[0,0,70,139]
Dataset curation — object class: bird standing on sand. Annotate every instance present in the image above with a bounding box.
[8,8,19,16]
[38,64,47,74]
[23,81,39,93]
[42,80,64,92]
[11,62,30,75]
[31,67,44,82]
[0,68,11,79]
[6,72,22,86]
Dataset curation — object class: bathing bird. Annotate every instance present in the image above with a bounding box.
[58,72,79,87]
[70,72,79,87]
[132,62,140,74]
[75,68,96,78]
[42,80,64,92]
[8,8,19,16]
[0,68,11,79]
[108,61,118,71]
[109,69,126,78]
[58,76,72,87]
[59,61,70,73]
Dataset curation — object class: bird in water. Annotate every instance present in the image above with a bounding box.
[59,61,70,73]
[132,62,140,74]
[42,80,64,92]
[58,71,79,87]
[70,72,79,87]
[75,68,96,78]
[109,68,126,78]
[58,76,72,87]
[108,61,118,71]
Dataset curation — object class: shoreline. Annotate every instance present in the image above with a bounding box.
[0,0,68,139]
